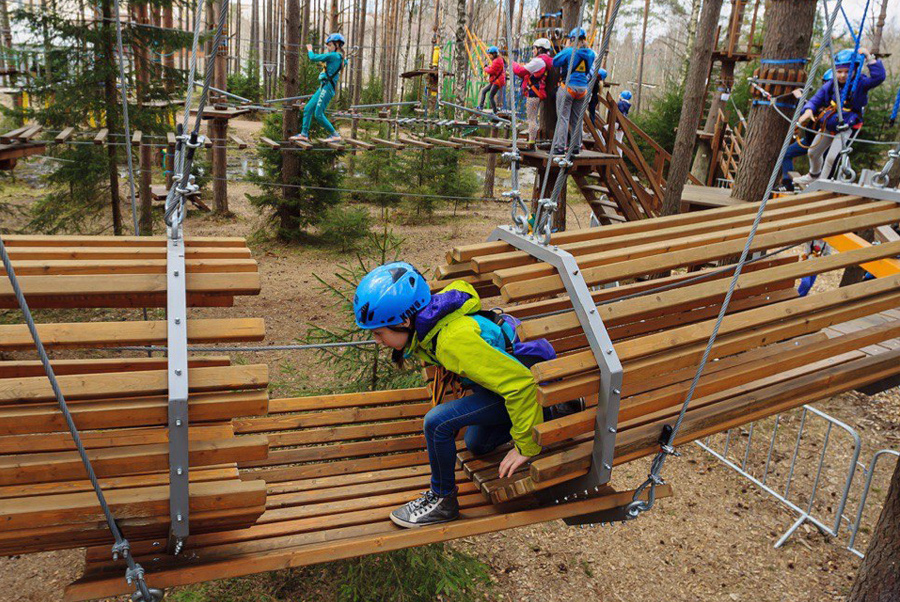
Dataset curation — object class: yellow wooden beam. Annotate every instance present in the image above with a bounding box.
[825,233,900,278]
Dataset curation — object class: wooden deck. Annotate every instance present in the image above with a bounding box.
[680,184,743,212]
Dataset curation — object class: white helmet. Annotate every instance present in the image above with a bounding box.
[533,38,552,51]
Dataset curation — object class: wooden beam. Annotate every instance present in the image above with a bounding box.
[228,133,248,148]
[54,127,75,144]
[92,129,108,145]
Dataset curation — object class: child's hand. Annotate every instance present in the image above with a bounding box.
[306,44,313,52]
[498,447,530,478]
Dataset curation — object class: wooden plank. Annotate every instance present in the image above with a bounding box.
[228,133,248,148]
[494,196,874,284]
[520,238,900,341]
[0,317,265,351]
[267,418,424,447]
[532,275,900,383]
[0,363,269,404]
[261,136,282,149]
[422,136,463,148]
[241,436,426,468]
[54,127,75,144]
[236,402,431,433]
[0,478,266,532]
[265,388,430,414]
[0,435,269,486]
[0,356,230,379]
[0,257,258,276]
[2,245,251,260]
[0,126,28,143]
[131,130,142,146]
[398,135,433,149]
[448,190,837,262]
[0,235,247,248]
[64,486,670,601]
[501,206,900,300]
[343,137,375,150]
[824,233,900,278]
[0,423,233,455]
[0,390,268,436]
[535,319,900,445]
[92,129,108,145]
[370,136,405,149]
[530,347,900,485]
[241,450,430,484]
[0,272,261,308]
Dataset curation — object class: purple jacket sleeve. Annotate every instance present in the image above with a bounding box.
[803,82,833,114]
[859,59,886,92]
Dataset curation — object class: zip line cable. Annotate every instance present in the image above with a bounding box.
[627,0,846,519]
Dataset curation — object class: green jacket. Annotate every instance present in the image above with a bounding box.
[407,280,544,456]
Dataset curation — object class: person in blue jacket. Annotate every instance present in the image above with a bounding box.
[587,67,608,125]
[794,48,885,185]
[290,33,346,144]
[550,27,597,155]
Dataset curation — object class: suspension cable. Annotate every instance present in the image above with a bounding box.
[0,236,160,602]
[627,0,846,519]
[111,0,139,236]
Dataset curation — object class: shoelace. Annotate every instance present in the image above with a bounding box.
[409,491,439,514]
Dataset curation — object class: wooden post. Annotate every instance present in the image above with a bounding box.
[849,456,900,602]
[483,126,498,199]
[660,0,725,216]
[212,0,230,215]
[634,0,650,113]
[137,133,153,236]
[166,133,176,189]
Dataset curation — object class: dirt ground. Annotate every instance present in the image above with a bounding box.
[0,117,898,602]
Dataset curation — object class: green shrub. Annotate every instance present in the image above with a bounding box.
[318,204,371,251]
[337,544,494,602]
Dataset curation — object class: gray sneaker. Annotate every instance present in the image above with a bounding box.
[390,490,459,528]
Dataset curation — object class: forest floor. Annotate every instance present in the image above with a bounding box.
[0,116,898,602]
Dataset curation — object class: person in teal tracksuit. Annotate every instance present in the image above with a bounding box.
[291,33,346,144]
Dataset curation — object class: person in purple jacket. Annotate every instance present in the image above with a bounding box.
[794,48,885,185]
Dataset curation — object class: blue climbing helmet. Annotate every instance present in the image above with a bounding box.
[620,89,633,101]
[325,33,346,46]
[598,68,608,81]
[823,68,833,82]
[833,48,861,70]
[353,262,432,330]
[487,46,499,55]
[569,27,587,40]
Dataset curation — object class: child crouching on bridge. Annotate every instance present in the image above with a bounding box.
[353,262,575,528]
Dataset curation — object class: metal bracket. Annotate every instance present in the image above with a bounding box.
[805,178,900,203]
[166,222,190,554]
[487,226,623,492]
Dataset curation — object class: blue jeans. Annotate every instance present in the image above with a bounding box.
[423,384,513,497]
[781,137,812,182]
[301,83,336,136]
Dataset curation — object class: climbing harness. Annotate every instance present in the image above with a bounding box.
[627,0,846,520]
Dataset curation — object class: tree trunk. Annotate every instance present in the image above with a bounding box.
[849,455,900,602]
[453,0,467,105]
[163,4,175,92]
[731,0,816,202]
[870,0,888,56]
[691,58,736,181]
[330,0,338,30]
[634,0,650,113]
[135,1,153,235]
[250,0,259,65]
[100,0,122,235]
[660,0,724,216]
[483,125,498,198]
[370,0,378,83]
[301,0,310,46]
[282,0,301,232]
[681,0,702,83]
[212,0,229,215]
[560,0,579,32]
[0,0,9,85]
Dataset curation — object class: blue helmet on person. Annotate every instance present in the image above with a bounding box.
[620,89,633,101]
[833,48,860,69]
[487,46,499,54]
[598,68,608,81]
[822,68,833,82]
[569,27,587,39]
[354,262,432,330]
[325,33,346,45]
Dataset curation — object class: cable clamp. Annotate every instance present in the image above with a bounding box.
[184,135,204,149]
[125,565,145,586]
[502,151,520,162]
[112,539,131,561]
[553,156,573,169]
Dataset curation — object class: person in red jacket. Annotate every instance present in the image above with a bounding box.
[476,46,506,114]
[513,38,553,141]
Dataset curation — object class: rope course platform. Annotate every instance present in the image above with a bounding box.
[0,187,889,600]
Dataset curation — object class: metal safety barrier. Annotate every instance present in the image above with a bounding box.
[696,404,861,548]
[846,448,900,558]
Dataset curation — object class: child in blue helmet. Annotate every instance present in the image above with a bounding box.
[551,27,597,154]
[477,46,506,114]
[794,47,885,185]
[587,67,608,126]
[780,70,832,191]
[353,262,566,528]
[290,33,346,144]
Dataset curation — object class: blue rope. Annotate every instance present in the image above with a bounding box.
[842,0,870,107]
[840,5,857,39]
[753,99,796,109]
[891,85,900,125]
[760,58,808,65]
